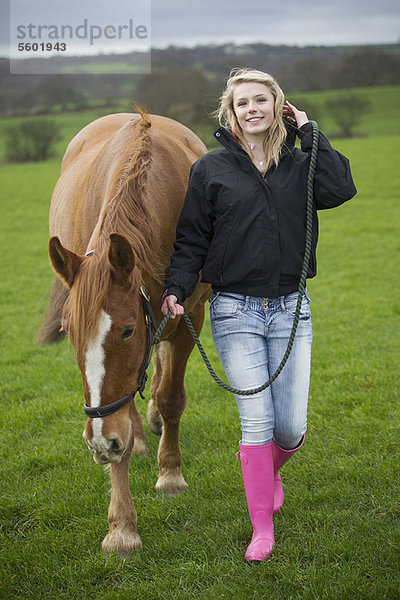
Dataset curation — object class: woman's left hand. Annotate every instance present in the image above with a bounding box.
[283,101,309,128]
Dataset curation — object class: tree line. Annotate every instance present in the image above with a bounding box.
[1,44,398,161]
[1,44,399,117]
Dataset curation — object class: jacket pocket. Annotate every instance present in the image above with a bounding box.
[203,219,233,286]
[219,230,265,287]
[219,226,234,285]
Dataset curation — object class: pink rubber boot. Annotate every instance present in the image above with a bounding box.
[237,442,275,561]
[272,436,305,514]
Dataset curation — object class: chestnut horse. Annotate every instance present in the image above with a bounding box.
[37,110,210,554]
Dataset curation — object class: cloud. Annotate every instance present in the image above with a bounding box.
[150,0,400,47]
[1,0,399,57]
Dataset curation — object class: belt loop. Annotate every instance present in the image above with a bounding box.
[280,295,286,312]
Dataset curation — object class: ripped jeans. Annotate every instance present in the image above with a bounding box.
[210,291,312,449]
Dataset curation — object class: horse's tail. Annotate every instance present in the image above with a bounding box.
[36,277,68,345]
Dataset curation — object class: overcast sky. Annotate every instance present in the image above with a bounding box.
[1,0,399,57]
[151,0,400,47]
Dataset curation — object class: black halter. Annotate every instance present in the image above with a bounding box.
[83,286,158,419]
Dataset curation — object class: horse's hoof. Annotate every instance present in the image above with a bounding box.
[102,526,142,555]
[155,473,188,494]
[146,399,163,435]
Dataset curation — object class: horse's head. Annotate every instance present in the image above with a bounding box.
[49,233,149,465]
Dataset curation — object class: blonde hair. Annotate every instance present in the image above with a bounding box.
[217,68,287,169]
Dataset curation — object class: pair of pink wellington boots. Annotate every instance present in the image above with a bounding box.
[236,437,304,561]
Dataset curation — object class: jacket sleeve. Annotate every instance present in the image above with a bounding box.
[299,122,357,209]
[165,159,214,303]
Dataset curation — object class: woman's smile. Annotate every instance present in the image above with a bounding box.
[247,116,264,123]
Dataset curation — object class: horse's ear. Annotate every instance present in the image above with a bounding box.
[49,236,83,289]
[108,233,135,286]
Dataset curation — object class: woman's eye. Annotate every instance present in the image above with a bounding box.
[121,326,135,340]
[257,98,266,103]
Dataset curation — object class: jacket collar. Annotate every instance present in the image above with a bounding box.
[213,119,299,161]
[213,127,250,159]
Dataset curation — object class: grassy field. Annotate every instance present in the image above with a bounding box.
[0,94,399,599]
[0,85,399,159]
[288,85,400,137]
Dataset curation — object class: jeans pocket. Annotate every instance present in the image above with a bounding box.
[209,291,220,306]
[284,291,311,319]
[210,293,246,319]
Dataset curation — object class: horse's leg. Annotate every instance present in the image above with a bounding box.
[130,401,148,454]
[102,434,141,555]
[154,303,205,493]
[146,345,164,435]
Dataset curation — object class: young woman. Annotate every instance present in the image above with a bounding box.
[161,68,357,561]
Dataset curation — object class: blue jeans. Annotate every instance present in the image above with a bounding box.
[210,291,312,449]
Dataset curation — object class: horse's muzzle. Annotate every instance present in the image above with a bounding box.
[92,450,123,465]
[84,434,125,465]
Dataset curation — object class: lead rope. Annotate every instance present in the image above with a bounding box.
[154,121,319,396]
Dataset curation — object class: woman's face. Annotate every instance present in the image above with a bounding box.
[232,81,275,140]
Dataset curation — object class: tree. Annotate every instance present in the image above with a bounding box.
[279,56,339,92]
[36,76,85,112]
[339,48,400,87]
[133,66,216,127]
[325,95,371,138]
[5,119,62,162]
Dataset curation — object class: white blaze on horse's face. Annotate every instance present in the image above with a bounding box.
[84,309,112,458]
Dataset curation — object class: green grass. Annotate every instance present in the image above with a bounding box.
[288,85,400,137]
[0,121,399,597]
[0,106,129,162]
[61,62,148,75]
[0,85,399,161]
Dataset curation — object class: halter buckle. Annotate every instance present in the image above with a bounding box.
[140,286,150,302]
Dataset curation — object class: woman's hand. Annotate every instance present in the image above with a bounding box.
[283,101,309,128]
[161,294,185,319]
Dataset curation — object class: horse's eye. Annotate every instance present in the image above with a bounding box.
[121,326,135,340]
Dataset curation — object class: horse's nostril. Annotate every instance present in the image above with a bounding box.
[109,437,123,453]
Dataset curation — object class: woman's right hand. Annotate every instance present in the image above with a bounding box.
[161,294,185,319]
[283,101,309,128]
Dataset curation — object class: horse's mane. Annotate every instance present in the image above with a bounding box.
[67,109,164,359]
[96,108,162,273]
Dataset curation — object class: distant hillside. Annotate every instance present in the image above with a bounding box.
[1,42,399,117]
[0,86,397,162]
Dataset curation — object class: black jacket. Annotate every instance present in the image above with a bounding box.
[165,122,357,302]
